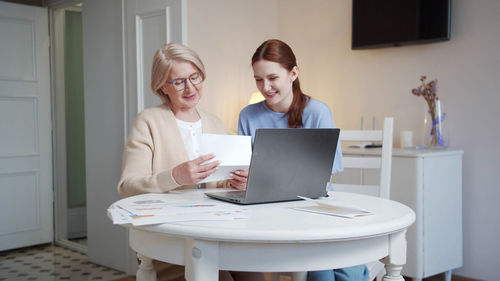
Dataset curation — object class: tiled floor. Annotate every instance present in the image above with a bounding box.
[1,243,452,281]
[0,243,127,281]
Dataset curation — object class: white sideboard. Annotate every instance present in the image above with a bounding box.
[333,148,463,281]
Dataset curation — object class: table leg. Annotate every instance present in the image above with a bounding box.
[136,253,157,281]
[291,271,307,281]
[444,270,452,281]
[382,264,404,281]
[184,239,219,281]
[382,231,407,281]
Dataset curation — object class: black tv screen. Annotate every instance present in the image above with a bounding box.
[352,0,451,49]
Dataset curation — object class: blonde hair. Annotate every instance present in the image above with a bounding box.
[151,43,206,104]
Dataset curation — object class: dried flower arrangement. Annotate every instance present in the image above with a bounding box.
[412,76,446,147]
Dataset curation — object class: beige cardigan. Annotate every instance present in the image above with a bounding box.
[117,104,229,198]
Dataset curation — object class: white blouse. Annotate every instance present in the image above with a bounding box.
[175,118,202,160]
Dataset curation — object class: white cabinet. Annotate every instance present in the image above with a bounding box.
[334,148,463,281]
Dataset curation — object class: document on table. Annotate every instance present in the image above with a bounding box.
[199,134,252,183]
[292,196,373,218]
[107,199,248,226]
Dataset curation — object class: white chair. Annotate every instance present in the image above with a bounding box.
[271,117,394,281]
[333,117,394,199]
[332,117,394,281]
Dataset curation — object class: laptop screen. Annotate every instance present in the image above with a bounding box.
[243,128,339,203]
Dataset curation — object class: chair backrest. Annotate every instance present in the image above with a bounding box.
[332,117,394,199]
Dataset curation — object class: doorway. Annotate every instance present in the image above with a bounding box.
[51,3,87,253]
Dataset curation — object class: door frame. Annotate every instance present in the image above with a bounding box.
[49,3,87,254]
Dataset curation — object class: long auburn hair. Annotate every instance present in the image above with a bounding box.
[251,39,310,128]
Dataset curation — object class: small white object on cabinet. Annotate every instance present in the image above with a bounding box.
[333,148,463,281]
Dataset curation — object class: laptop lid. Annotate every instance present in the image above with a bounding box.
[206,128,339,204]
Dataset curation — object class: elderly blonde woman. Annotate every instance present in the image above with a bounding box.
[117,43,262,281]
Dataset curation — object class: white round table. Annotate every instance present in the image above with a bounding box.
[112,189,415,281]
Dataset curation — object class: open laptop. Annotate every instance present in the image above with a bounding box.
[205,128,340,205]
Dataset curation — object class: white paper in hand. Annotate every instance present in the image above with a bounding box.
[199,134,252,183]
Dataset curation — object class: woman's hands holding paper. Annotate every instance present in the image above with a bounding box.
[172,153,221,185]
[228,170,249,190]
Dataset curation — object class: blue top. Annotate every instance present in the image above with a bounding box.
[238,98,343,173]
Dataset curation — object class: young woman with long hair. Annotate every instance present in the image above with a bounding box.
[236,39,368,281]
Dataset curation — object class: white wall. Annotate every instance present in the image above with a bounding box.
[187,0,279,131]
[275,0,500,280]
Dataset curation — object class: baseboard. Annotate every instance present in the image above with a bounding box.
[452,275,484,281]
[420,273,484,281]
[67,206,87,239]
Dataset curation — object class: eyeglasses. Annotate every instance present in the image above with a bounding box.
[166,72,203,91]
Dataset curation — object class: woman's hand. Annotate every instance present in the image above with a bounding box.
[172,153,220,185]
[227,170,249,190]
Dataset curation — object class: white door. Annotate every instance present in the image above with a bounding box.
[0,2,52,250]
[124,0,186,127]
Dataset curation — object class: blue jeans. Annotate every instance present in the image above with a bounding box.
[307,264,369,281]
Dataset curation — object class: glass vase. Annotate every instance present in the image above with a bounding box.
[423,99,449,149]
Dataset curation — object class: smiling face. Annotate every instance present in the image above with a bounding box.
[252,59,298,113]
[161,60,203,115]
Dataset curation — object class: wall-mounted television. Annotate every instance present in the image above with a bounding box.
[352,0,451,49]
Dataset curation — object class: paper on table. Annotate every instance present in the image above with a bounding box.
[129,209,248,226]
[293,196,373,218]
[107,208,131,225]
[107,201,248,226]
[199,134,252,183]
